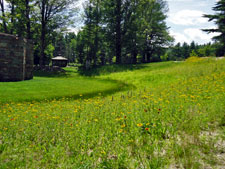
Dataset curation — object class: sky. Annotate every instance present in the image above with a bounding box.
[166,0,219,44]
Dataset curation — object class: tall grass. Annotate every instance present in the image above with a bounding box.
[0,58,224,168]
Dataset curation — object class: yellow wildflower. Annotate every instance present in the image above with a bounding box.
[121,124,126,128]
[137,123,143,127]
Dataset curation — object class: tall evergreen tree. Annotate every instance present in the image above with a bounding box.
[82,0,103,68]
[137,0,172,63]
[203,0,225,55]
[101,0,124,64]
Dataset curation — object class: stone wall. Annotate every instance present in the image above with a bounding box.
[0,33,33,82]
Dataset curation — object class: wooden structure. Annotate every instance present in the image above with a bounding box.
[52,56,68,67]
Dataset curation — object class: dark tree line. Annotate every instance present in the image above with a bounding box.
[163,41,221,61]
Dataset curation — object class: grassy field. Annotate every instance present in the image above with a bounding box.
[0,68,129,103]
[0,57,225,168]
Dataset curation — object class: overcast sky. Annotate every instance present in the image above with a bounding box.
[166,0,218,44]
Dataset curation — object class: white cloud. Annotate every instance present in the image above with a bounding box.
[170,30,190,44]
[168,0,217,2]
[167,0,194,1]
[184,28,214,42]
[170,28,219,44]
[67,27,81,34]
[75,0,87,7]
[169,10,208,26]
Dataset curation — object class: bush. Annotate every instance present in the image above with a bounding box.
[185,56,204,62]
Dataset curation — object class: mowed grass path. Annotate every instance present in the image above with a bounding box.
[0,68,129,103]
[0,58,225,168]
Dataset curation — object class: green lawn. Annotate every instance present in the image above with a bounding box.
[0,58,224,168]
[0,68,129,103]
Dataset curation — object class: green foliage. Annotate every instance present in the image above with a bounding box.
[167,41,217,61]
[0,0,77,65]
[45,44,55,59]
[75,0,172,68]
[190,50,198,57]
[185,56,203,62]
[160,52,168,61]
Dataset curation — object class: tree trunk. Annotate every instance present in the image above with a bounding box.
[40,1,46,66]
[10,0,15,34]
[142,52,146,63]
[115,0,122,64]
[147,52,151,63]
[132,48,137,64]
[132,32,137,64]
[25,0,31,39]
[40,22,46,66]
[0,0,8,33]
[100,52,106,66]
[93,33,98,66]
[93,0,100,66]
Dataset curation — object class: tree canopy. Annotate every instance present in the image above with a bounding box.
[75,0,173,68]
[0,0,78,65]
[6,0,225,68]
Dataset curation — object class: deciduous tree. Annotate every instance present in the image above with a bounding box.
[36,0,77,65]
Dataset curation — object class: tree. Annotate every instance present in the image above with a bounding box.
[190,50,198,57]
[0,0,35,37]
[14,0,35,38]
[36,0,76,66]
[8,0,16,34]
[101,0,124,64]
[203,0,225,55]
[23,0,33,39]
[0,0,8,33]
[82,0,102,68]
[115,0,122,64]
[173,42,182,59]
[122,0,139,64]
[136,0,172,63]
[65,33,77,62]
[181,42,190,59]
[75,31,86,65]
[77,0,172,67]
[0,0,16,34]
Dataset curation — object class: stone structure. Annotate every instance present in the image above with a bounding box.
[0,33,33,82]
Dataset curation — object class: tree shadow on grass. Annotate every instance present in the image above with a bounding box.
[0,79,136,104]
[78,64,148,76]
[50,79,136,101]
[34,64,148,78]
[34,70,71,78]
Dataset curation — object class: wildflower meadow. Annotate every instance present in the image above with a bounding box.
[0,58,225,168]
